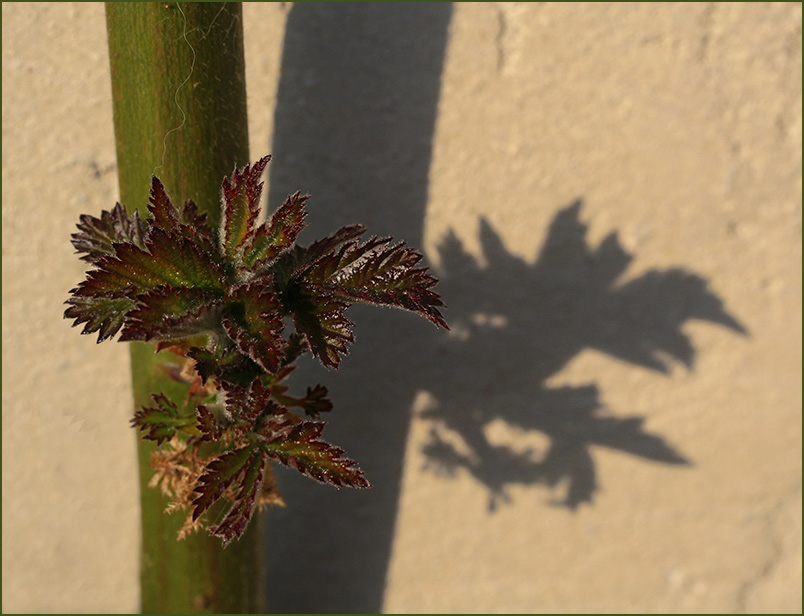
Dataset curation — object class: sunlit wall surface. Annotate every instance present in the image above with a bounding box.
[3,3,801,613]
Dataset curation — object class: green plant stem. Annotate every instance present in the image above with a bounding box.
[105,3,261,612]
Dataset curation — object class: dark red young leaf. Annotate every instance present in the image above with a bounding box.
[186,345,263,387]
[296,224,367,275]
[148,178,218,254]
[302,236,448,329]
[221,281,285,373]
[64,292,137,343]
[131,393,196,444]
[185,347,222,384]
[72,227,227,299]
[219,379,288,438]
[178,199,218,255]
[147,176,182,231]
[220,155,271,260]
[118,286,224,343]
[279,332,310,368]
[302,235,387,281]
[71,202,146,264]
[243,191,309,271]
[289,292,354,369]
[298,384,333,418]
[207,448,266,547]
[221,382,260,438]
[180,199,208,229]
[196,404,223,441]
[272,383,333,419]
[191,445,260,521]
[258,415,370,488]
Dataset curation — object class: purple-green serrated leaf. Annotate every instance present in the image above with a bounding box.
[192,445,258,521]
[303,236,386,282]
[258,418,370,488]
[219,379,247,414]
[73,228,226,298]
[196,404,223,441]
[298,224,367,274]
[220,155,271,260]
[147,177,218,254]
[179,199,217,250]
[179,199,218,255]
[272,383,332,419]
[280,332,310,367]
[303,237,448,329]
[186,347,221,383]
[221,281,285,372]
[220,379,286,437]
[147,177,182,230]
[71,202,147,264]
[221,381,259,437]
[180,199,207,227]
[243,191,309,270]
[207,448,266,547]
[186,345,262,387]
[289,292,354,369]
[131,393,195,444]
[64,292,137,343]
[119,286,224,343]
[299,384,333,418]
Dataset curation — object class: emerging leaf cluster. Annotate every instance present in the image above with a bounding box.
[65,155,447,545]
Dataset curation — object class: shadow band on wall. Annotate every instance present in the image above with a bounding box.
[261,5,746,612]
[263,4,454,613]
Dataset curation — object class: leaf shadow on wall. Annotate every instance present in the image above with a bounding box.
[418,200,748,511]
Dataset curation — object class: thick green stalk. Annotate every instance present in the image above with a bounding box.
[105,3,261,613]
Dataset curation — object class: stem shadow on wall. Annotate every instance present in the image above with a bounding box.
[263,4,454,613]
[261,4,747,612]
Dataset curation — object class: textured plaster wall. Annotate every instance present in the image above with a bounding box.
[2,2,801,613]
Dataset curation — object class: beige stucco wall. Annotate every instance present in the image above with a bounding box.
[2,2,800,613]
